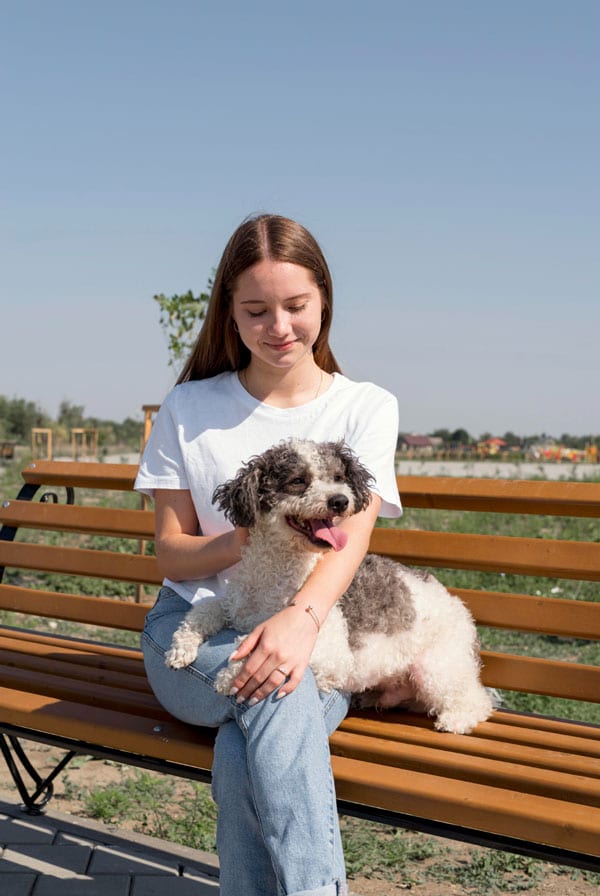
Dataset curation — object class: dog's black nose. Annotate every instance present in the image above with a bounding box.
[327,494,349,514]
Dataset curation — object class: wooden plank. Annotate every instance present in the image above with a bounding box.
[0,649,152,696]
[19,466,600,517]
[0,685,216,770]
[481,652,600,703]
[369,528,600,580]
[21,461,138,492]
[0,627,146,664]
[0,665,161,717]
[330,754,600,857]
[329,729,600,806]
[0,584,149,630]
[0,541,162,585]
[396,475,600,518]
[0,631,146,677]
[339,712,600,770]
[453,588,600,640]
[0,501,154,539]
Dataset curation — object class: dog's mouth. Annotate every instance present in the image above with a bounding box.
[285,516,348,551]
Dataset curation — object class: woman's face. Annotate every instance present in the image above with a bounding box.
[231,260,324,372]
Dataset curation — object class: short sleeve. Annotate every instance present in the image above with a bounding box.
[134,396,189,498]
[347,390,401,519]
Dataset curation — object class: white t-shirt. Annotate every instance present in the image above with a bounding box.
[135,371,401,604]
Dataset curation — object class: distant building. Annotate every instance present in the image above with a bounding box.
[397,434,435,456]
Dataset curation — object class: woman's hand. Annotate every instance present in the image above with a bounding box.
[227,604,319,705]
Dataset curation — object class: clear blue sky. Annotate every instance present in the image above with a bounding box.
[2,1,598,438]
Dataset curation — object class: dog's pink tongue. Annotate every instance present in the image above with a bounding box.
[310,519,348,551]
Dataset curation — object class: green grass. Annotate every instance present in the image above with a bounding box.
[81,770,218,852]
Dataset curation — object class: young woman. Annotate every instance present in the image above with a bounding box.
[136,214,401,896]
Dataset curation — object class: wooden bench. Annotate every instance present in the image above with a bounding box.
[0,460,599,873]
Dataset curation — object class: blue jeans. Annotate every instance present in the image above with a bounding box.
[142,587,351,896]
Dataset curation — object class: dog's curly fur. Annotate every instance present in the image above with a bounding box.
[165,438,493,734]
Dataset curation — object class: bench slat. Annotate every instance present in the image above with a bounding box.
[0,684,216,768]
[0,632,146,678]
[454,588,600,640]
[19,462,600,518]
[0,647,150,697]
[481,652,600,702]
[339,713,600,771]
[331,754,600,858]
[0,541,162,585]
[0,501,154,540]
[369,528,600,580]
[397,476,600,517]
[0,665,161,717]
[21,461,138,491]
[0,584,149,630]
[342,711,600,756]
[330,729,600,806]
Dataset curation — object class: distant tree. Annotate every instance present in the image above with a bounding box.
[58,400,85,431]
[113,417,143,448]
[502,431,522,447]
[153,278,213,370]
[0,395,50,442]
[450,428,472,445]
[430,428,452,444]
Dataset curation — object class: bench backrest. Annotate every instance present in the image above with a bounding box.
[1,461,599,718]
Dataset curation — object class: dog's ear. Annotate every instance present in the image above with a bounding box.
[212,455,273,528]
[336,441,374,512]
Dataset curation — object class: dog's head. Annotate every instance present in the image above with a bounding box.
[212,439,374,552]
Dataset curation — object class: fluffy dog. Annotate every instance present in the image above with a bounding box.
[165,439,493,734]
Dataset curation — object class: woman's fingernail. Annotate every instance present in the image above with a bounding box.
[248,697,259,707]
[236,694,245,704]
[228,687,239,696]
[276,691,287,700]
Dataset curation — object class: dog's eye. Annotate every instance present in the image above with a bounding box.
[289,476,307,486]
[333,474,345,482]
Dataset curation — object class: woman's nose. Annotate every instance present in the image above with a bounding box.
[267,310,290,335]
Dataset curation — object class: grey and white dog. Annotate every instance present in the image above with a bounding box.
[165,438,493,734]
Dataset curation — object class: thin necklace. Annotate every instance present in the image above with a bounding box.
[240,368,324,401]
[313,369,324,400]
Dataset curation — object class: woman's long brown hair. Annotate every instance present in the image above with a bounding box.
[177,214,342,383]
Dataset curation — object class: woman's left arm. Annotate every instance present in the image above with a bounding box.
[228,493,382,704]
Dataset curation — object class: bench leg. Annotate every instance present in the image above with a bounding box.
[0,734,77,815]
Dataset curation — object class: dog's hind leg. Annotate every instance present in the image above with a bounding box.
[411,646,493,734]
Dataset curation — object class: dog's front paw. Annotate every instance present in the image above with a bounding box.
[165,644,198,669]
[214,659,245,695]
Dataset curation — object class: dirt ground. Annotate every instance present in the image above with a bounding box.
[0,742,597,895]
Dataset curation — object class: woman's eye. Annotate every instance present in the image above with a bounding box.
[288,304,306,314]
[247,309,265,318]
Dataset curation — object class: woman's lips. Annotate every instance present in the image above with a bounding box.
[265,340,297,351]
